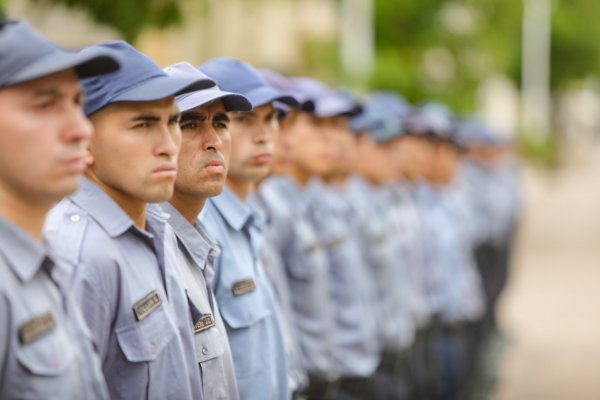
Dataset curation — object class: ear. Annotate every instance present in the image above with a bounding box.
[84,143,94,166]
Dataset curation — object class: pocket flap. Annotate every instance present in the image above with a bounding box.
[116,310,176,362]
[218,295,270,330]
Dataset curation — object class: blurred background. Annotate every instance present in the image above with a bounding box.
[3,0,600,398]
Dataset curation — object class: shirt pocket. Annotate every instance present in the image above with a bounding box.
[218,292,271,330]
[115,307,177,363]
[14,321,77,399]
[194,323,225,364]
[218,294,271,379]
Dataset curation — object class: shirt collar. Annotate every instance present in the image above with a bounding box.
[209,186,264,232]
[70,178,151,239]
[0,214,48,283]
[159,202,219,270]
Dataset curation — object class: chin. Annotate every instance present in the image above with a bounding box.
[143,185,175,203]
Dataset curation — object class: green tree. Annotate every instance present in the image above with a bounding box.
[369,0,600,112]
[35,0,183,42]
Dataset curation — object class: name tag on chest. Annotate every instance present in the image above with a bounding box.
[194,314,216,333]
[232,278,256,296]
[19,311,56,345]
[133,290,162,321]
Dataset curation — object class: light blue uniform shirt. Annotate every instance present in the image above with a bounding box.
[345,176,416,351]
[0,215,109,400]
[44,178,203,400]
[253,176,336,377]
[199,186,288,400]
[388,182,433,329]
[159,202,240,400]
[304,179,380,377]
[413,182,484,324]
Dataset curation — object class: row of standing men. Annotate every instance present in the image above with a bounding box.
[0,19,521,400]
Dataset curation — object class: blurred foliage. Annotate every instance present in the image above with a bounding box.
[35,0,183,42]
[518,131,561,168]
[370,0,522,113]
[370,0,600,114]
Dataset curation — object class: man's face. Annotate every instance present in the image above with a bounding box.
[287,113,336,177]
[0,69,93,205]
[354,134,395,182]
[431,140,458,184]
[392,135,433,181]
[87,97,181,203]
[270,109,296,175]
[175,100,231,198]
[227,103,279,184]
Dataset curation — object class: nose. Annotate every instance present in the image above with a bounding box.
[203,127,224,152]
[62,106,93,144]
[156,124,181,158]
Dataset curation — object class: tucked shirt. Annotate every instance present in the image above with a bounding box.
[199,186,288,400]
[0,214,109,400]
[44,178,203,400]
[253,176,336,376]
[159,202,239,400]
[303,179,380,377]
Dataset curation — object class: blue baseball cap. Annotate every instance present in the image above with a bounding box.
[198,57,298,109]
[164,62,252,113]
[0,20,119,89]
[259,68,315,113]
[350,91,412,142]
[288,77,362,118]
[403,102,455,139]
[81,41,215,116]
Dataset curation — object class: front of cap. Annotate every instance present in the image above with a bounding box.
[0,20,119,89]
[164,62,252,113]
[199,57,298,109]
[288,77,361,118]
[82,41,215,116]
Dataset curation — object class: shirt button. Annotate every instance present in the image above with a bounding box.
[70,214,81,223]
[202,346,208,355]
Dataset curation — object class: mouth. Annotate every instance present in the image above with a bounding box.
[251,153,272,166]
[202,160,226,174]
[61,153,87,173]
[152,163,177,178]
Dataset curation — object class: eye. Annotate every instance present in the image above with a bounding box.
[233,115,247,124]
[213,121,228,130]
[181,121,199,130]
[133,121,152,129]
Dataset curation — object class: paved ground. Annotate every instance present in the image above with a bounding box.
[492,144,600,400]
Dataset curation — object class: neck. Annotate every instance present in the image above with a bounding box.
[289,164,312,187]
[169,192,207,225]
[226,178,255,201]
[86,172,148,229]
[0,187,50,241]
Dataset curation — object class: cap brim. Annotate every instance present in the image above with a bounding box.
[315,96,362,118]
[245,85,299,108]
[176,88,252,113]
[113,76,215,103]
[7,49,119,86]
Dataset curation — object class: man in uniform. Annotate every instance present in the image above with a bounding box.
[0,20,118,399]
[44,41,213,399]
[161,61,252,399]
[198,57,298,400]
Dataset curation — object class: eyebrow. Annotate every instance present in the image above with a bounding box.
[180,111,207,123]
[32,87,64,99]
[132,114,161,123]
[213,113,230,123]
